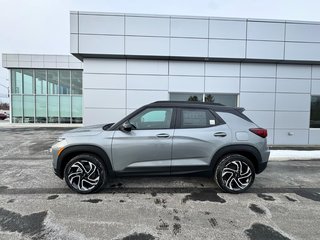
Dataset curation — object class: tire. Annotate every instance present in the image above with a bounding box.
[64,154,107,194]
[214,154,255,194]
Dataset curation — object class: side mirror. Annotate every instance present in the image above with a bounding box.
[120,122,133,132]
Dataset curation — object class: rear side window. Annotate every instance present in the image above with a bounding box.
[181,109,216,128]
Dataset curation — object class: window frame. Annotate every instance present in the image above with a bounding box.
[128,107,175,130]
[175,107,225,129]
[310,95,320,129]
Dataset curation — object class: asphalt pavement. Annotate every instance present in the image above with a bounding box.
[0,126,319,240]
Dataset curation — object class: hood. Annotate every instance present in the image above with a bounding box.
[61,124,106,137]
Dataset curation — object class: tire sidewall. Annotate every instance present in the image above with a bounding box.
[214,154,255,194]
[64,154,107,194]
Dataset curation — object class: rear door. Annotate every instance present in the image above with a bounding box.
[112,107,175,174]
[171,107,231,172]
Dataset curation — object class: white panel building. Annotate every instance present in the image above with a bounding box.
[2,11,320,145]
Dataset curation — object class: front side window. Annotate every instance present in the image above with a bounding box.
[310,96,320,128]
[129,108,173,130]
[181,108,216,128]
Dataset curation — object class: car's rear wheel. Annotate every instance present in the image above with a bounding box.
[64,154,107,194]
[214,154,255,193]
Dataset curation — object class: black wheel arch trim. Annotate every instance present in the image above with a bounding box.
[56,145,115,179]
[210,144,264,174]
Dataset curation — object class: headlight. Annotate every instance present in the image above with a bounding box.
[57,137,65,142]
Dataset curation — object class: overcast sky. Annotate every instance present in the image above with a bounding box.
[1,0,320,102]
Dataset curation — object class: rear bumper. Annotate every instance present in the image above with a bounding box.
[256,161,268,174]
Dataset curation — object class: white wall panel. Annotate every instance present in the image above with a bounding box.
[127,60,168,75]
[125,16,170,37]
[274,129,309,145]
[209,20,246,39]
[309,129,320,144]
[286,23,320,42]
[69,62,82,69]
[240,92,275,110]
[171,18,208,38]
[247,21,285,41]
[285,42,320,61]
[244,111,275,128]
[83,74,126,89]
[127,90,168,108]
[241,63,276,77]
[79,14,124,34]
[209,39,245,58]
[70,34,78,53]
[31,62,44,68]
[267,129,274,145]
[44,55,56,62]
[84,59,126,74]
[169,76,204,92]
[43,62,57,68]
[275,94,310,111]
[70,13,78,34]
[311,80,320,94]
[246,41,284,60]
[205,77,239,93]
[205,62,240,76]
[84,108,126,125]
[312,66,320,79]
[276,78,311,93]
[19,55,32,61]
[277,64,312,79]
[275,111,310,129]
[7,55,18,61]
[18,62,32,68]
[240,77,276,92]
[125,36,169,56]
[84,89,126,108]
[170,38,208,57]
[127,75,168,90]
[169,61,204,76]
[79,35,124,54]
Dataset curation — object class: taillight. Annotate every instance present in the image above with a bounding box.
[249,128,268,138]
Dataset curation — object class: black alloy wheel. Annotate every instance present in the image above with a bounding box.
[64,154,107,194]
[214,154,255,193]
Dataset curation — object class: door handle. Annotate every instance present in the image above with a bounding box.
[214,132,227,137]
[156,133,170,138]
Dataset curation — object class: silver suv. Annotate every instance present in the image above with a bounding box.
[51,101,269,194]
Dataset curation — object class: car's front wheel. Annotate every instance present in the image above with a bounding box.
[214,154,255,193]
[64,154,107,194]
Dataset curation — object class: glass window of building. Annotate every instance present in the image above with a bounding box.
[60,95,71,123]
[310,96,320,128]
[10,68,83,124]
[23,70,34,94]
[59,70,71,94]
[72,96,83,123]
[170,93,203,102]
[36,96,47,123]
[12,95,23,123]
[47,70,59,94]
[11,69,22,94]
[48,95,59,123]
[23,95,35,123]
[71,71,82,94]
[169,93,238,107]
[35,70,47,94]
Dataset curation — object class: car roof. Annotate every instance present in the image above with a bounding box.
[148,101,240,112]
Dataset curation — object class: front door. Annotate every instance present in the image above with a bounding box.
[112,107,175,174]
